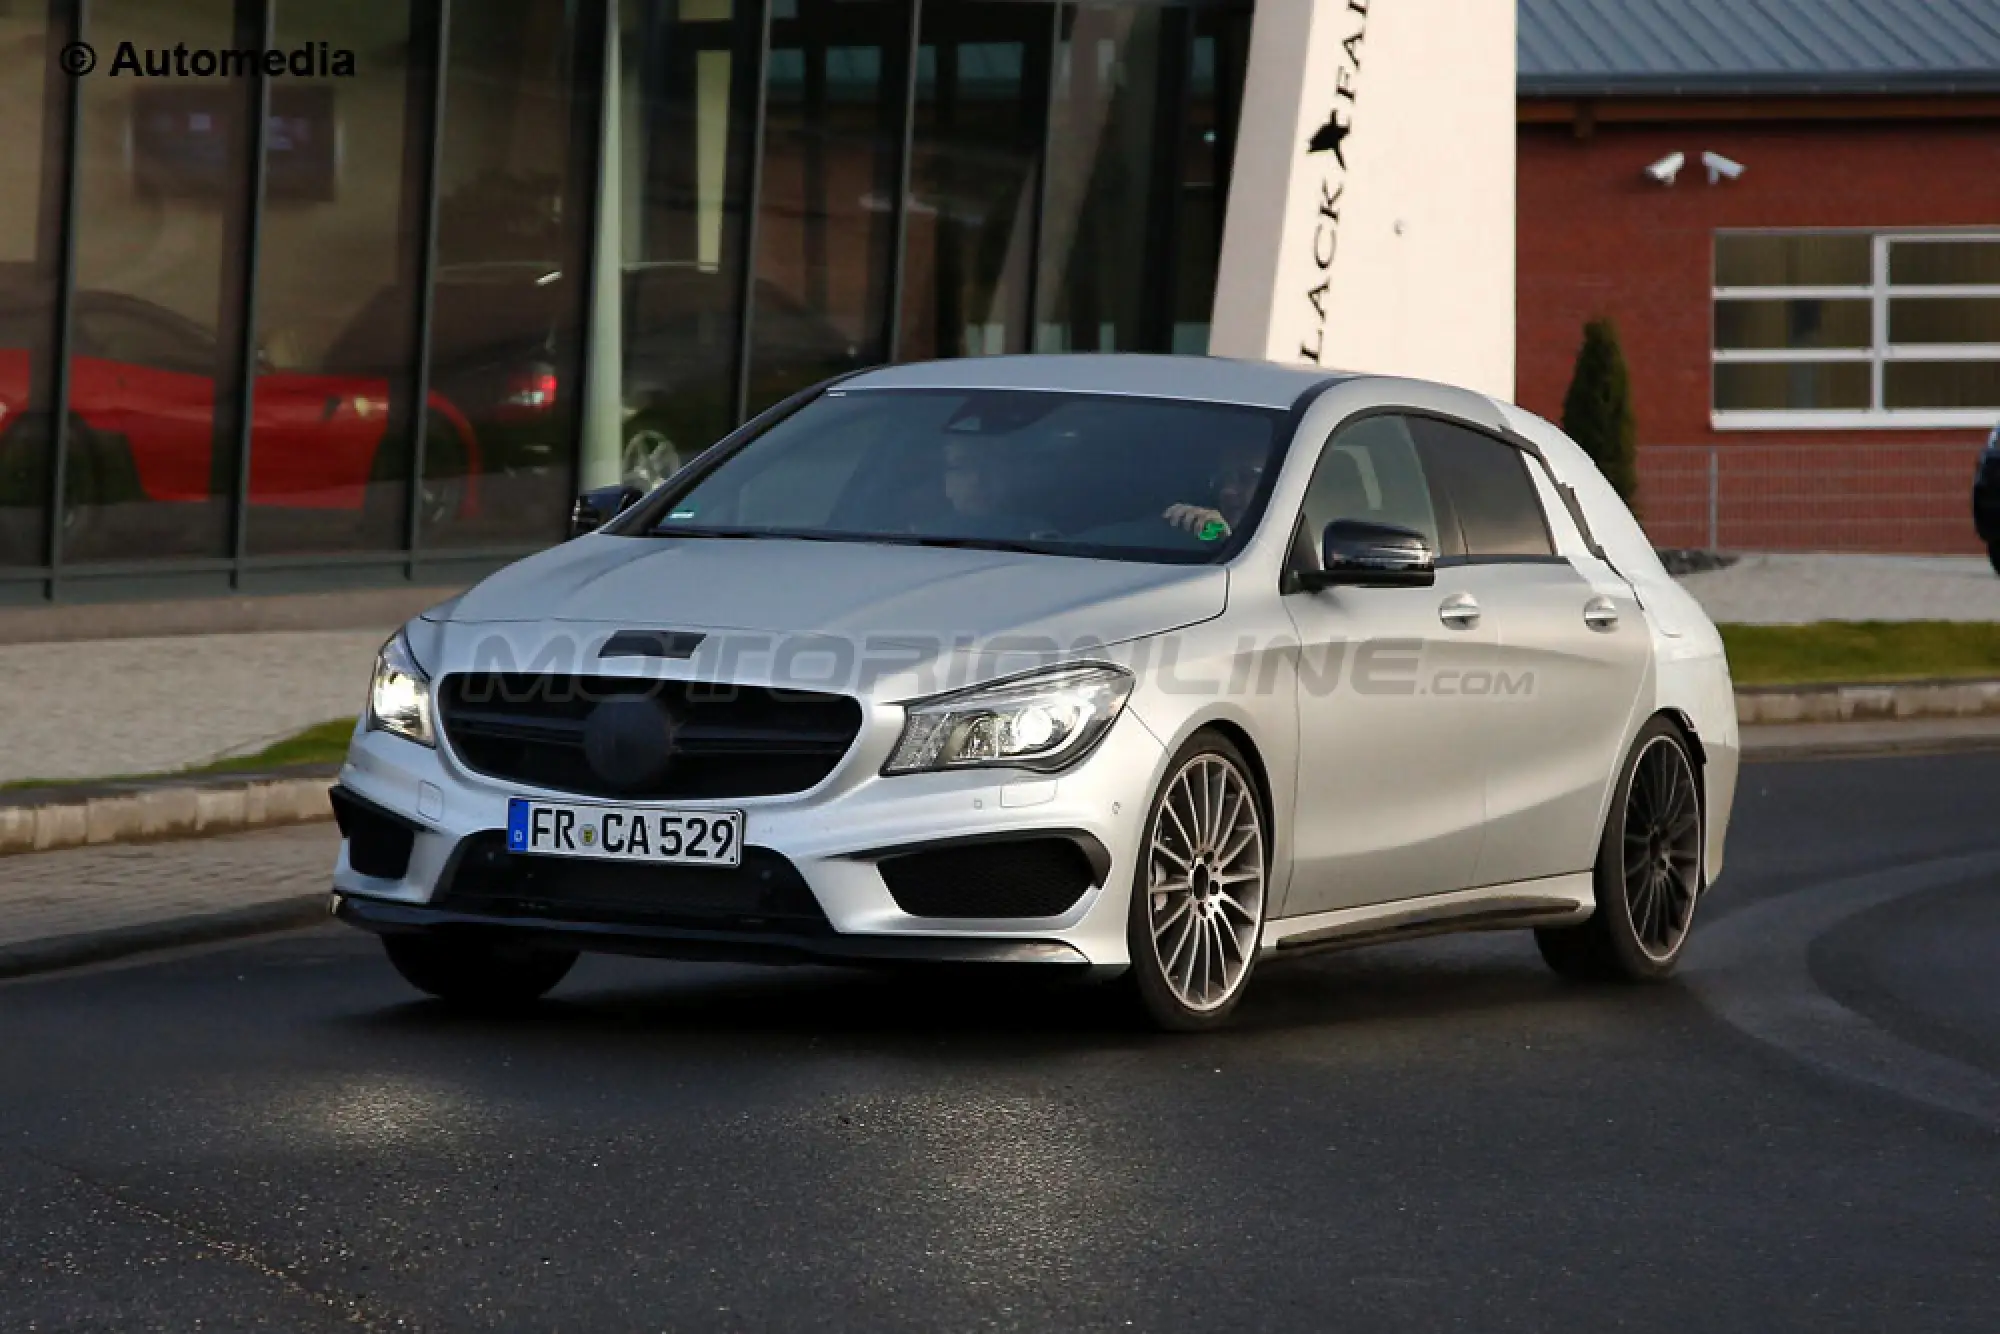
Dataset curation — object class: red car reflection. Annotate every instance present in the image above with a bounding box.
[0,290,478,519]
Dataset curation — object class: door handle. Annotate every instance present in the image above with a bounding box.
[1438,592,1480,630]
[1583,596,1620,632]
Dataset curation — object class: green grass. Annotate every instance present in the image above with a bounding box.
[1722,621,2000,687]
[187,718,358,775]
[2,717,356,792]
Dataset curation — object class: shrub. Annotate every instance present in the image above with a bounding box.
[1561,316,1640,514]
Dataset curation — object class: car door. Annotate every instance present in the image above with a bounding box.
[74,300,218,501]
[1278,413,1496,917]
[1409,416,1651,889]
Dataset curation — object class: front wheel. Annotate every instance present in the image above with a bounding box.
[1124,731,1270,1031]
[1535,717,1704,983]
[621,419,683,492]
[382,935,577,1009]
[1986,542,2000,577]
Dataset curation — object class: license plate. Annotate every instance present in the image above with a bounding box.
[506,798,743,868]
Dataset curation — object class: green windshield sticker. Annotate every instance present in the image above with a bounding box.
[1198,519,1228,542]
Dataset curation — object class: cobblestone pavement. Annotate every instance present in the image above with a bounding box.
[0,823,334,961]
[0,629,384,785]
[1678,552,2000,625]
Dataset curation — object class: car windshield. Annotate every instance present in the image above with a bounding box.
[643,387,1288,563]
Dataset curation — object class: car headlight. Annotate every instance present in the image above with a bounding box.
[883,664,1133,775]
[366,630,434,747]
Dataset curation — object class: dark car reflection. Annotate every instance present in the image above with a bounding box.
[326,262,869,496]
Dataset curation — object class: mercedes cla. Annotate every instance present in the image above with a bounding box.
[329,356,1739,1030]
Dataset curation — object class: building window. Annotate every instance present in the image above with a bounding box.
[1712,231,2000,429]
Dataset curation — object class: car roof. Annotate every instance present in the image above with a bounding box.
[841,354,1352,410]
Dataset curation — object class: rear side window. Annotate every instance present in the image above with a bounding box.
[1412,418,1554,557]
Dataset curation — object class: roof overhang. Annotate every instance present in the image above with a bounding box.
[1519,89,2000,129]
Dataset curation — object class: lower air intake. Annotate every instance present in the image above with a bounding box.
[879,838,1098,919]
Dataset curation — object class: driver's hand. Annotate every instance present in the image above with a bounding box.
[1163,503,1229,537]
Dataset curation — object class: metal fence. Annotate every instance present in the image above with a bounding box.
[1634,442,1986,555]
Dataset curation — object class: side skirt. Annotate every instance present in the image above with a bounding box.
[1258,872,1595,959]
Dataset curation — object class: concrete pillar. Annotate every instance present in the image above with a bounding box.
[580,0,625,490]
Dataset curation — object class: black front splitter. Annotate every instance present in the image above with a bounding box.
[331,893,1090,970]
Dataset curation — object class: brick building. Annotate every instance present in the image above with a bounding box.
[1517,0,2000,554]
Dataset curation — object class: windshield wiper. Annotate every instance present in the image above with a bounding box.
[646,526,849,542]
[895,535,1055,556]
[648,527,1054,555]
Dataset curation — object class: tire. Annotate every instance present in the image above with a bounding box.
[1535,717,1704,984]
[0,416,124,558]
[1123,729,1271,1031]
[363,414,468,542]
[381,935,577,1008]
[621,417,684,492]
[1987,542,2000,578]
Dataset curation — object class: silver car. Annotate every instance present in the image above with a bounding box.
[330,355,1738,1030]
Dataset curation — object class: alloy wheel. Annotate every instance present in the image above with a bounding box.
[1145,753,1266,1013]
[622,428,679,491]
[1620,735,1702,962]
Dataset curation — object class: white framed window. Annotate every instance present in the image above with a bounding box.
[1711,230,2000,430]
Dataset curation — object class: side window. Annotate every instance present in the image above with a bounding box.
[1412,418,1555,558]
[78,306,212,374]
[1300,414,1442,551]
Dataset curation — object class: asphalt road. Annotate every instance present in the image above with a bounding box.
[3,752,1997,1331]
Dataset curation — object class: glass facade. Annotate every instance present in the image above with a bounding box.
[0,0,1249,604]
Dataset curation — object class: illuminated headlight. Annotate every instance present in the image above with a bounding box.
[366,631,434,747]
[883,664,1133,775]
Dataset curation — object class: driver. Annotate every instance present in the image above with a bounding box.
[942,437,1013,519]
[1162,438,1267,540]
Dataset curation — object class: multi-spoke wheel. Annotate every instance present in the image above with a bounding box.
[622,426,681,492]
[1125,732,1268,1030]
[1536,717,1704,983]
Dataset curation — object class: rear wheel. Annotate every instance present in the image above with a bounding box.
[1987,542,2000,577]
[364,413,468,541]
[381,935,576,1008]
[1536,717,1704,983]
[1124,731,1269,1031]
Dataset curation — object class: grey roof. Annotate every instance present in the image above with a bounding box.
[1519,0,2000,97]
[844,355,1344,411]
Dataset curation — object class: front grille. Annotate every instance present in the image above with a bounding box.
[436,832,831,934]
[437,672,862,800]
[879,838,1098,919]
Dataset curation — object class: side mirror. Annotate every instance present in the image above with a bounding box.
[1300,518,1436,590]
[570,484,643,538]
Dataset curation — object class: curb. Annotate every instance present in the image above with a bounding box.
[1742,725,2000,763]
[0,768,336,858]
[0,894,329,982]
[1735,678,2000,726]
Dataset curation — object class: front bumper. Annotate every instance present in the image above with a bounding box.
[1971,459,2000,543]
[329,709,1167,971]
